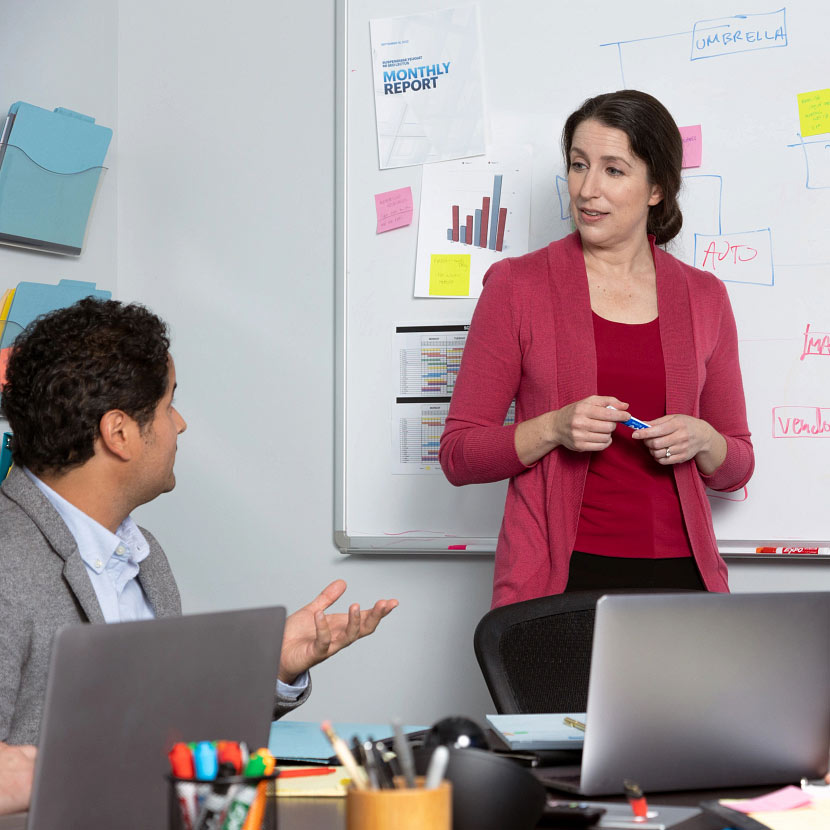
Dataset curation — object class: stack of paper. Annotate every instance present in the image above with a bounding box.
[486,713,585,750]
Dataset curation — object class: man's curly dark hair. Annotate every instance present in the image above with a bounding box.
[1,297,171,475]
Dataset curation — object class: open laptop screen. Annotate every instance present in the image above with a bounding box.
[28,606,285,829]
[577,591,830,795]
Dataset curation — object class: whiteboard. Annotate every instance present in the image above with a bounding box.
[335,0,830,553]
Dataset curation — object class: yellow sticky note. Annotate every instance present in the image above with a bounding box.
[750,800,830,830]
[797,88,830,137]
[429,254,471,296]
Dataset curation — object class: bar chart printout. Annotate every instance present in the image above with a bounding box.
[414,146,532,299]
[447,173,508,251]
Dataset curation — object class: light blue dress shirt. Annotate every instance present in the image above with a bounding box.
[26,468,308,697]
[26,467,155,623]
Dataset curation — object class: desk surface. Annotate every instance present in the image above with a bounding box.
[273,784,777,829]
[0,785,774,829]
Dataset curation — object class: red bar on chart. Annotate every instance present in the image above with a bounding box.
[452,205,459,242]
[495,207,507,252]
[480,197,490,247]
[465,215,473,246]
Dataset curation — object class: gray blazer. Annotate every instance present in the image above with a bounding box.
[0,467,306,744]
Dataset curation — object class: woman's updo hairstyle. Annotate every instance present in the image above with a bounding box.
[561,89,683,245]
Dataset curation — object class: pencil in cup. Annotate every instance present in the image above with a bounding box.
[346,777,452,830]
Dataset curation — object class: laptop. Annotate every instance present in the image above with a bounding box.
[539,591,830,796]
[25,606,285,830]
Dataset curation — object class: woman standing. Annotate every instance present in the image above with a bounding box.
[440,90,754,608]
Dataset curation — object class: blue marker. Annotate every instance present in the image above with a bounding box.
[607,406,651,430]
[193,741,218,781]
[621,415,651,430]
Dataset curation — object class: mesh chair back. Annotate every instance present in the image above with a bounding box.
[473,590,609,714]
[474,588,694,713]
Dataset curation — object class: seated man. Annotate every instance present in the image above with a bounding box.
[0,298,397,746]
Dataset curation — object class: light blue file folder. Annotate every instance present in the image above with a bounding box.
[0,279,111,348]
[0,102,112,255]
[269,721,427,762]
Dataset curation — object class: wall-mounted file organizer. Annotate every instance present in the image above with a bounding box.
[0,102,112,256]
[0,279,111,349]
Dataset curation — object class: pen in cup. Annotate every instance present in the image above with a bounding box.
[377,740,400,789]
[425,745,449,790]
[392,718,417,788]
[361,739,382,789]
[321,721,369,790]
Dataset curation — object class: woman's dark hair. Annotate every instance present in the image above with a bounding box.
[562,89,683,245]
[1,297,171,475]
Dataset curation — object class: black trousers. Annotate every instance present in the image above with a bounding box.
[564,550,706,592]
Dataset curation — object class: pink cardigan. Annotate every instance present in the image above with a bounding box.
[439,233,755,608]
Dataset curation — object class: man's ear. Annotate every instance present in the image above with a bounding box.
[98,410,136,461]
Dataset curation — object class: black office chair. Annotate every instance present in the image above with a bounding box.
[474,590,608,714]
[474,588,695,714]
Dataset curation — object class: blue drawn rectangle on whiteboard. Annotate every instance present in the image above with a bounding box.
[690,9,787,61]
[555,175,571,221]
[794,136,830,190]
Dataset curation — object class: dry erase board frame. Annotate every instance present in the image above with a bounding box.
[335,0,830,556]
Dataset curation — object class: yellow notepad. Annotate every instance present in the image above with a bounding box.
[269,766,351,797]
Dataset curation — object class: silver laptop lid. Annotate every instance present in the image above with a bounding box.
[580,592,830,796]
[28,606,285,830]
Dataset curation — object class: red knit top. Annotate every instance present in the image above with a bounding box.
[573,313,694,559]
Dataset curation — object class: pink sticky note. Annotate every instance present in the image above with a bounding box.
[723,785,813,814]
[679,125,702,168]
[375,187,413,233]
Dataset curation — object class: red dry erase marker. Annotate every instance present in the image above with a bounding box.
[623,779,648,818]
[169,742,195,778]
[168,744,197,830]
[217,740,243,774]
[756,547,829,555]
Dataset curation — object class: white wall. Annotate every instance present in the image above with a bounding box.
[116,0,496,724]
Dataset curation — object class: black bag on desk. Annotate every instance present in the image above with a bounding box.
[414,746,546,830]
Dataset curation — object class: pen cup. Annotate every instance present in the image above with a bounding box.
[167,772,278,830]
[346,777,451,830]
